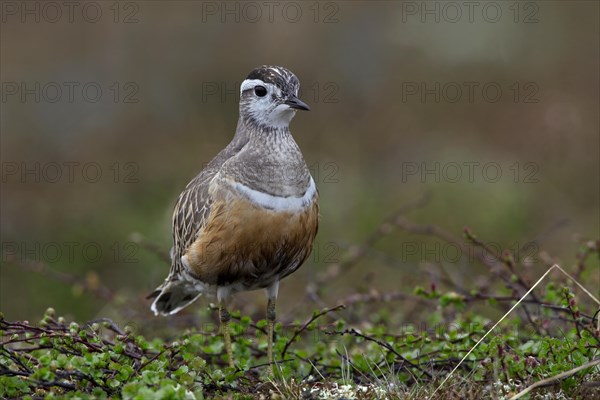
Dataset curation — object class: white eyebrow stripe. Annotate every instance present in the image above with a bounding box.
[231,177,317,212]
[240,79,267,94]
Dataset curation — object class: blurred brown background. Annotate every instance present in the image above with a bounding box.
[1,1,598,325]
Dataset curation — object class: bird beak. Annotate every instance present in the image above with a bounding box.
[284,95,311,111]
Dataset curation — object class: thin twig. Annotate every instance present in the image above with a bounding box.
[331,328,432,379]
[432,264,600,397]
[280,304,346,359]
[315,193,432,285]
[129,232,171,264]
[509,358,600,400]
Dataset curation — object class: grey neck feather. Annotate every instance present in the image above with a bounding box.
[220,116,311,197]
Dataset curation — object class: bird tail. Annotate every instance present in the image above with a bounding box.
[148,279,202,316]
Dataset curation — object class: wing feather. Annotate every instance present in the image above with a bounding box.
[162,133,250,284]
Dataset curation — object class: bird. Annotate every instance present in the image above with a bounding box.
[149,65,319,370]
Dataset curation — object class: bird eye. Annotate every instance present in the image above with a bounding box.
[254,86,267,97]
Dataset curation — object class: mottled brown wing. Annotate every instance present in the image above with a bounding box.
[165,134,251,279]
[169,171,215,278]
[146,169,218,312]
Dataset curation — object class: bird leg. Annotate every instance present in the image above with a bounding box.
[219,303,234,368]
[266,281,279,374]
[267,296,276,367]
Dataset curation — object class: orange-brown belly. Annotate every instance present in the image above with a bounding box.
[184,196,319,288]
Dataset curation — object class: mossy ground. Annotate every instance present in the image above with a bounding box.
[2,280,599,400]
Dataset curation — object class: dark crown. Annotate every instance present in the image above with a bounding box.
[246,66,300,94]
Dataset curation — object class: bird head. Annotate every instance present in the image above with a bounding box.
[239,65,310,130]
